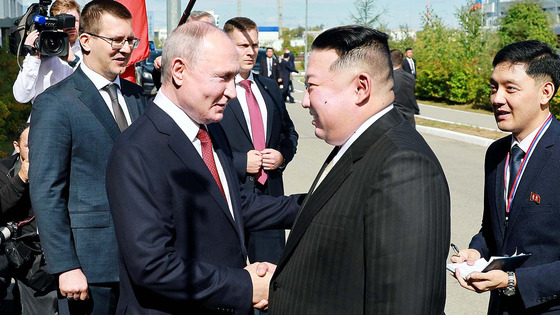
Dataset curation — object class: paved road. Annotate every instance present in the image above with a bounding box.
[284,76,490,314]
[419,102,499,131]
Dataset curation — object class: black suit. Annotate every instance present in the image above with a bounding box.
[107,101,301,314]
[469,118,560,314]
[220,75,298,263]
[402,57,417,78]
[278,60,298,103]
[268,108,450,314]
[259,56,279,81]
[393,68,419,126]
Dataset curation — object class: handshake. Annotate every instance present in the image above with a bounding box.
[245,262,276,310]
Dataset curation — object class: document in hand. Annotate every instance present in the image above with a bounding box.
[446,253,531,280]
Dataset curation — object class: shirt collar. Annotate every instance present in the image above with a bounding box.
[235,72,255,86]
[153,90,200,143]
[80,62,121,91]
[511,114,552,152]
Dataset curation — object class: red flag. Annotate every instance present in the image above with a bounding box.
[117,0,150,83]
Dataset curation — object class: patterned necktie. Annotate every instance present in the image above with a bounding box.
[197,125,226,200]
[508,144,525,195]
[238,80,268,185]
[103,83,128,131]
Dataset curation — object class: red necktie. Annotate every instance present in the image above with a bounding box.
[197,125,226,200]
[239,80,268,185]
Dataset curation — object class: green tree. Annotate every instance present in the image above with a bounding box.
[498,0,557,48]
[350,0,385,28]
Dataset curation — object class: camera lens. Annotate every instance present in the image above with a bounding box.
[38,31,69,56]
[43,37,62,53]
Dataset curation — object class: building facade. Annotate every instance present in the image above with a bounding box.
[482,0,560,34]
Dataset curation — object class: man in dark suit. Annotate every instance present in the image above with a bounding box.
[28,1,147,313]
[221,17,298,265]
[451,41,560,314]
[401,47,417,78]
[259,47,279,82]
[106,21,301,314]
[391,49,419,126]
[284,48,296,92]
[278,53,298,103]
[268,26,450,315]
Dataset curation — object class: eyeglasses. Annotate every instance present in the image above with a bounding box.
[86,33,140,50]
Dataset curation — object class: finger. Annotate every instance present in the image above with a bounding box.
[79,290,89,300]
[253,299,268,309]
[256,263,268,277]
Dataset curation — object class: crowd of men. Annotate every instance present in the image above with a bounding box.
[1,0,559,314]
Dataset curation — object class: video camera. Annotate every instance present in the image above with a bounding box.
[9,0,76,58]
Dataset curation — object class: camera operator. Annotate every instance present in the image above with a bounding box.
[0,123,57,314]
[13,0,81,105]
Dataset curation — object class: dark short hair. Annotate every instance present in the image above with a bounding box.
[16,123,30,142]
[390,49,403,67]
[405,48,413,52]
[312,25,392,84]
[79,0,132,35]
[266,47,274,52]
[493,40,560,97]
[223,17,257,35]
[283,52,290,58]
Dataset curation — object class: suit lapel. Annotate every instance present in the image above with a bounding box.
[505,120,558,243]
[493,142,508,239]
[146,104,237,231]
[227,98,252,142]
[276,108,404,273]
[255,76,275,145]
[75,68,121,142]
[120,80,141,121]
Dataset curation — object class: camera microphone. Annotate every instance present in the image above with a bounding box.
[33,15,46,25]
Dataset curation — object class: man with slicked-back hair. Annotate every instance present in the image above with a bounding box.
[268,25,450,314]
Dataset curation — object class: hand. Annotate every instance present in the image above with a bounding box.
[18,155,29,183]
[278,78,283,83]
[58,268,89,300]
[450,248,481,266]
[245,262,276,309]
[454,269,510,293]
[154,56,162,71]
[261,149,284,171]
[60,43,75,63]
[246,150,263,174]
[24,30,40,58]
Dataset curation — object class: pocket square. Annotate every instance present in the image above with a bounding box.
[530,192,541,204]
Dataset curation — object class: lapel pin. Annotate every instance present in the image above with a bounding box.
[530,192,541,204]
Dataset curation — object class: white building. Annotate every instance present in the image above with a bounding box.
[481,0,560,34]
[1,0,24,19]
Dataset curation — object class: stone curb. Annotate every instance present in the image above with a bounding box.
[417,125,495,148]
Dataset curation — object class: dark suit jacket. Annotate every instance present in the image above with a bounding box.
[0,154,34,234]
[106,101,301,314]
[393,68,419,125]
[268,108,450,314]
[28,67,146,283]
[220,74,298,197]
[258,57,279,82]
[278,60,297,95]
[469,117,560,314]
[402,57,417,78]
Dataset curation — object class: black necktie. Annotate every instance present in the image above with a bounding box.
[508,144,525,194]
[104,84,128,131]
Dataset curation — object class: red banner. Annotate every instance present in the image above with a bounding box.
[117,0,150,83]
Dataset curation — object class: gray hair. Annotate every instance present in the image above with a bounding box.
[161,22,219,85]
[187,11,216,26]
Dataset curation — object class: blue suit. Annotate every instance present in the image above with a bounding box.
[28,66,146,312]
[470,117,560,314]
[106,101,301,314]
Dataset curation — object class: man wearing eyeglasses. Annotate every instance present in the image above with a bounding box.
[28,1,146,313]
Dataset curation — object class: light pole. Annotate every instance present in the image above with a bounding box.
[304,0,308,71]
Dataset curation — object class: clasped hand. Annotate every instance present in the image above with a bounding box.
[244,262,276,309]
[450,248,509,293]
[246,149,284,174]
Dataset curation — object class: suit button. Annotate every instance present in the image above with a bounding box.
[272,281,280,291]
[249,177,254,182]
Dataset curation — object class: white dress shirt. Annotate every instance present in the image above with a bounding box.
[154,90,235,219]
[235,72,268,141]
[13,40,82,104]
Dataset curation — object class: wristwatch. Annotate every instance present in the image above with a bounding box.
[502,271,516,296]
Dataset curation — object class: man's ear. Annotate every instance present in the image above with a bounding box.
[13,141,20,154]
[354,73,372,106]
[171,58,186,87]
[541,81,555,105]
[79,34,91,53]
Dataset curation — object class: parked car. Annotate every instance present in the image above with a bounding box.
[135,49,162,97]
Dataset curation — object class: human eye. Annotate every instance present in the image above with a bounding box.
[506,85,519,92]
[489,84,497,94]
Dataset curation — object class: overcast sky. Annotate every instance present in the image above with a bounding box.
[24,0,469,31]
